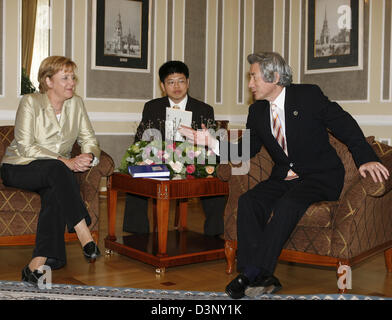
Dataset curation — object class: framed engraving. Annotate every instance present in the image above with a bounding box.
[305,0,363,74]
[92,0,150,72]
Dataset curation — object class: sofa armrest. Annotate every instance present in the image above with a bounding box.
[216,163,233,181]
[360,148,392,197]
[74,150,115,232]
[330,171,392,259]
[76,150,115,189]
[222,148,273,240]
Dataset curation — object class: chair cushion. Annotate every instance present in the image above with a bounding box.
[0,187,41,236]
[296,200,339,228]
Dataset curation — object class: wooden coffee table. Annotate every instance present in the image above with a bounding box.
[104,172,229,273]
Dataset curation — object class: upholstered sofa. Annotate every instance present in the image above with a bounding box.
[217,133,392,288]
[0,125,115,245]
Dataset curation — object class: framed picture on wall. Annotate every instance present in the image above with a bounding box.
[305,0,363,74]
[91,0,150,72]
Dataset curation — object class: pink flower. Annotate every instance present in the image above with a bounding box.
[157,150,165,159]
[187,151,195,159]
[186,164,196,174]
[166,143,176,151]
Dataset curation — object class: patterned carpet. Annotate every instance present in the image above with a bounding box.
[0,280,391,300]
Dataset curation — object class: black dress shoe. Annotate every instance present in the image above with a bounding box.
[244,274,282,297]
[21,265,44,286]
[225,274,250,299]
[83,241,101,263]
[45,257,66,270]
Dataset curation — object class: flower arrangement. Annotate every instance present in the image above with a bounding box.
[119,140,218,179]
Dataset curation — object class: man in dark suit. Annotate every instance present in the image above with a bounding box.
[123,60,225,237]
[179,52,389,299]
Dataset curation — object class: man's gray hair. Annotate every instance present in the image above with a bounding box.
[247,52,292,87]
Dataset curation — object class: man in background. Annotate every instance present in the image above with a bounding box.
[123,60,226,237]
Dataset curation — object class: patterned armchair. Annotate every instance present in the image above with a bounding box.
[217,133,392,290]
[0,125,115,246]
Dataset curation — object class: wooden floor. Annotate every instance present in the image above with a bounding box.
[0,195,391,298]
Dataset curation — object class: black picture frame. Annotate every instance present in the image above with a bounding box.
[306,0,362,73]
[94,0,149,70]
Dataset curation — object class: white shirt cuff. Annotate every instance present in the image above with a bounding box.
[211,139,220,156]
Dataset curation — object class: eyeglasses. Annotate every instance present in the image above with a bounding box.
[165,79,187,87]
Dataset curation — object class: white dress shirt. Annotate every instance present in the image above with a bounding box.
[168,95,188,110]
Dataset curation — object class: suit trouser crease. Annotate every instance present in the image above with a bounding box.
[1,160,91,262]
[123,193,225,236]
[237,174,343,275]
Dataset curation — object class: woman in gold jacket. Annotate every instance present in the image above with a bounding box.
[0,56,101,286]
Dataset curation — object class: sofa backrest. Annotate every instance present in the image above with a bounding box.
[0,126,15,163]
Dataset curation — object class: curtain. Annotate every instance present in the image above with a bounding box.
[22,0,38,76]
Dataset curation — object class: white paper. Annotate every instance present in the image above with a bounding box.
[165,107,192,141]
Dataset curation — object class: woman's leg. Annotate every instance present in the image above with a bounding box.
[1,160,95,267]
[74,219,94,247]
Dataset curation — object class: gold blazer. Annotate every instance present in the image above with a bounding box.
[2,93,101,165]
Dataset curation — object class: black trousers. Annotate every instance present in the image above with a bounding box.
[237,171,344,275]
[0,160,91,263]
[123,193,226,236]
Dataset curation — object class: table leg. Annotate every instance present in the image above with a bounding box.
[176,199,188,231]
[156,198,170,257]
[152,199,157,233]
[106,176,118,242]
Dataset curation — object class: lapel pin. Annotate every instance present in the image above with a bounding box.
[293,111,298,116]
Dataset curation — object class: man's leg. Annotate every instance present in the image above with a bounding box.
[240,175,342,275]
[225,179,291,299]
[200,195,226,236]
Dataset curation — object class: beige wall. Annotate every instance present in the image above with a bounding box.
[0,0,391,145]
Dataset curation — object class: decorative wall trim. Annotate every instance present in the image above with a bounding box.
[166,0,171,61]
[64,0,74,59]
[381,0,392,102]
[17,0,22,97]
[253,0,274,54]
[285,0,290,64]
[215,0,223,104]
[0,0,5,97]
[2,110,391,128]
[204,0,209,102]
[237,0,244,104]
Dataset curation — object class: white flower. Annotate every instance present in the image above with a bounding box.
[144,159,154,165]
[194,150,202,157]
[169,161,183,173]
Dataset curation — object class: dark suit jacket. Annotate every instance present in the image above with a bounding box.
[135,96,215,142]
[232,84,379,195]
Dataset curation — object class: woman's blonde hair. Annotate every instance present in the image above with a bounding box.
[38,56,77,93]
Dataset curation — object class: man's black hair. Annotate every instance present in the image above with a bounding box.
[159,60,189,83]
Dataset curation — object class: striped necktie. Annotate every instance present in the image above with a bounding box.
[271,103,298,180]
[271,104,287,154]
